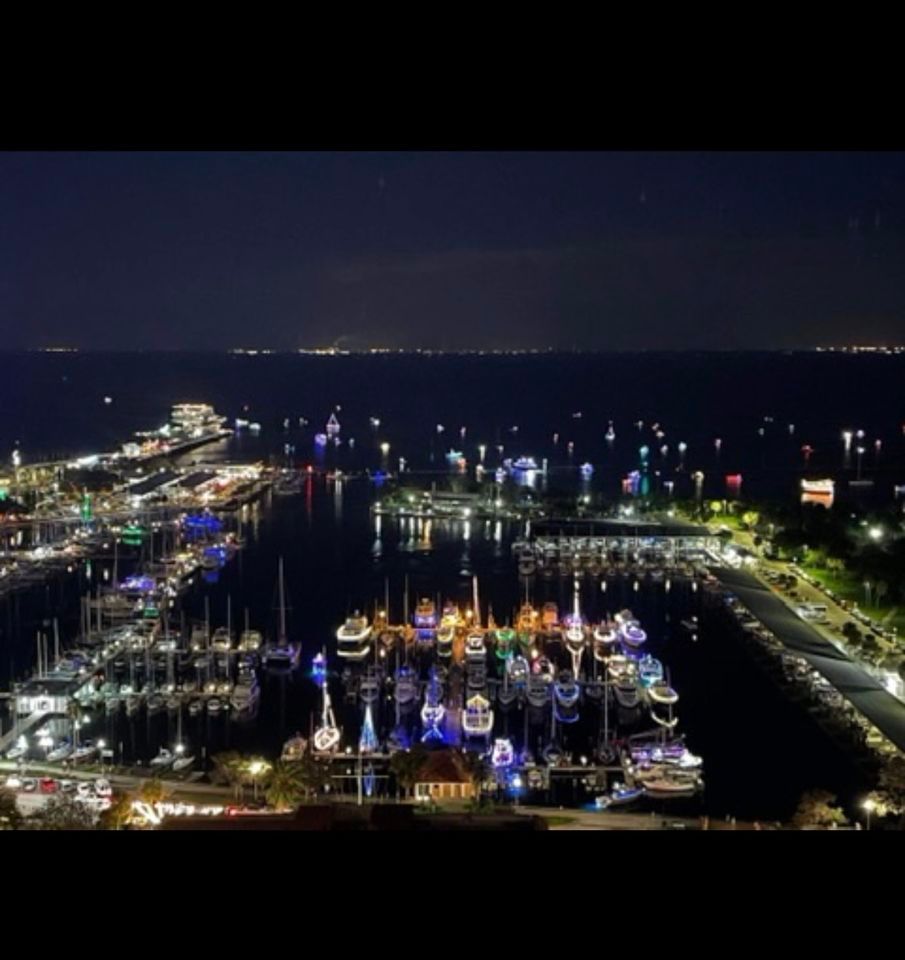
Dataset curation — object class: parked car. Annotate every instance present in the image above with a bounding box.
[39,778,58,794]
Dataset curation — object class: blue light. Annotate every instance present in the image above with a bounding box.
[311,653,327,687]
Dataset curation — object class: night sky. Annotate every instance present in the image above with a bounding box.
[2,151,904,351]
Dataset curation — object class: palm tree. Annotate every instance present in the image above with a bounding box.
[136,778,168,806]
[389,747,428,801]
[211,751,246,801]
[296,746,330,800]
[460,751,491,801]
[264,761,304,812]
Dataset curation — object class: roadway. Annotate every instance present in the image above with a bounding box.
[711,565,905,752]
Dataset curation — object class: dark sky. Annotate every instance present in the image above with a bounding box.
[2,151,904,351]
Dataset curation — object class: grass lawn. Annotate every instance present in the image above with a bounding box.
[543,815,577,828]
[801,563,905,635]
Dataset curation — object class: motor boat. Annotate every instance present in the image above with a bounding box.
[494,627,516,662]
[526,673,551,708]
[595,783,644,809]
[125,695,140,716]
[231,670,260,719]
[207,697,223,715]
[584,679,605,702]
[210,627,232,652]
[146,693,166,715]
[462,693,494,737]
[507,655,529,685]
[467,660,488,691]
[592,622,618,661]
[532,656,555,682]
[420,671,446,741]
[465,632,486,662]
[491,737,514,768]
[541,602,560,636]
[238,629,263,652]
[553,670,580,723]
[518,552,536,577]
[336,612,372,660]
[72,743,97,763]
[511,456,538,472]
[613,679,641,710]
[638,655,664,687]
[413,598,437,631]
[188,698,203,717]
[437,619,455,658]
[149,747,175,769]
[641,775,702,799]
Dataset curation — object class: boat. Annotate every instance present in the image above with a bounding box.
[274,472,303,496]
[541,602,560,636]
[594,784,644,809]
[413,598,437,631]
[125,695,140,716]
[497,681,518,707]
[188,698,203,717]
[282,733,308,761]
[511,456,538,472]
[238,629,263,652]
[336,612,372,660]
[437,621,455,658]
[420,670,446,741]
[638,655,664,687]
[641,775,702,799]
[467,660,487,691]
[465,632,486,662]
[72,743,97,764]
[507,655,529,685]
[563,614,586,677]
[313,680,341,754]
[647,680,678,705]
[553,670,580,723]
[526,673,551,708]
[532,656,555,682]
[210,627,232,652]
[146,693,166,715]
[592,621,618,661]
[491,737,515,768]
[518,553,536,577]
[359,667,381,705]
[326,412,341,437]
[149,748,175,769]
[494,627,515,660]
[462,693,494,737]
[262,558,301,671]
[230,668,260,719]
[207,697,223,715]
[613,679,641,709]
[394,665,418,706]
[620,621,647,654]
[172,753,195,772]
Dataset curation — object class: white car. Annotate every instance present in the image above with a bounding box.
[5,746,27,761]
[4,775,23,790]
[93,779,113,798]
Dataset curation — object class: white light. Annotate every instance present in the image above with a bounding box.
[869,526,883,541]
[380,442,390,455]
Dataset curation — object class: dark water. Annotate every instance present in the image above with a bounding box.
[1,351,892,818]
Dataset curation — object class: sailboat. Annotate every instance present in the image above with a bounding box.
[359,703,378,754]
[462,693,494,738]
[420,668,446,742]
[313,668,341,754]
[262,558,300,671]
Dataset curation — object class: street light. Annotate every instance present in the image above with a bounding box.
[863,797,876,831]
[248,760,267,802]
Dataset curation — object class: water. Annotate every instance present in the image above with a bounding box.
[0,351,891,818]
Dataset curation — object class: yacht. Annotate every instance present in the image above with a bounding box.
[462,693,494,738]
[526,672,551,709]
[592,621,618,661]
[641,774,702,799]
[515,602,538,652]
[518,552,536,577]
[507,655,529,686]
[541,602,560,635]
[326,412,341,437]
[490,738,514,768]
[647,680,679,705]
[638,655,664,687]
[420,671,446,741]
[210,627,232,652]
[466,660,488,691]
[313,681,341,754]
[511,456,538,472]
[594,783,644,809]
[336,612,372,660]
[437,619,455,658]
[207,697,223,715]
[494,627,515,661]
[173,753,195,772]
[188,698,203,717]
[613,679,642,710]
[47,742,73,763]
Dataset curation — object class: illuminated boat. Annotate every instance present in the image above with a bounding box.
[437,620,455,658]
[640,774,701,799]
[518,552,536,577]
[491,737,515,768]
[620,621,647,655]
[359,704,378,754]
[553,670,580,723]
[231,667,260,719]
[465,632,486,662]
[533,655,555,681]
[326,412,341,437]
[238,629,262,653]
[593,622,618,661]
[313,680,341,754]
[507,654,529,685]
[647,680,678,705]
[595,783,643,809]
[359,667,381,705]
[649,706,680,729]
[394,665,418,706]
[526,672,551,708]
[420,670,445,741]
[613,678,641,709]
[467,659,488,691]
[541,602,560,636]
[414,598,438,632]
[336,613,372,660]
[580,462,594,478]
[801,479,834,495]
[494,627,515,660]
[563,615,586,676]
[515,602,538,650]
[462,693,494,737]
[511,456,538,472]
[281,733,308,761]
[210,627,232,652]
[638,655,664,687]
[149,747,175,769]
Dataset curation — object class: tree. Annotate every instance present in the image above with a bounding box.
[878,756,905,828]
[25,795,98,831]
[295,747,330,800]
[264,761,304,812]
[790,789,848,829]
[98,792,134,831]
[136,778,168,805]
[461,751,492,796]
[211,751,246,800]
[876,581,889,607]
[389,746,428,800]
[0,786,22,831]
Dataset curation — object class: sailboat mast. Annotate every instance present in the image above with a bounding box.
[279,557,286,643]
